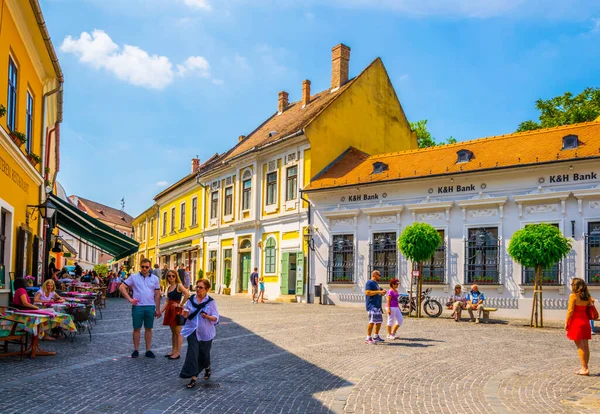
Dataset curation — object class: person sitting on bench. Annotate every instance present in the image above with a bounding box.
[449,285,466,322]
[466,284,485,324]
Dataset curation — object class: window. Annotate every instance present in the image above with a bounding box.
[369,232,397,281]
[586,222,600,285]
[419,230,445,284]
[209,251,217,272]
[242,179,252,211]
[0,211,7,289]
[465,227,499,284]
[191,197,198,226]
[264,237,276,273]
[162,212,167,236]
[522,223,560,285]
[457,149,473,164]
[562,134,578,150]
[150,219,154,239]
[170,207,175,233]
[371,162,388,174]
[286,166,297,201]
[224,187,233,216]
[210,191,219,219]
[266,172,277,205]
[7,58,17,132]
[329,234,354,283]
[26,92,33,153]
[180,203,186,230]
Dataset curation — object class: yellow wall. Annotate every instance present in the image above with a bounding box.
[305,58,417,178]
[282,231,299,241]
[159,185,203,245]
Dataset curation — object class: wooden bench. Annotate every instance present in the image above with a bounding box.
[447,305,498,323]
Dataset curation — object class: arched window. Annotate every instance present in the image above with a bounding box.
[240,239,252,250]
[264,237,276,274]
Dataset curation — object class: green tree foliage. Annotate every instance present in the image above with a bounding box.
[508,223,571,269]
[224,268,232,288]
[93,263,110,277]
[516,87,600,132]
[398,222,442,262]
[410,119,457,148]
[197,269,204,279]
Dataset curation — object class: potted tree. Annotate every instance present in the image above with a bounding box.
[9,130,26,148]
[27,153,41,167]
[223,268,232,295]
[398,223,442,318]
[508,223,571,328]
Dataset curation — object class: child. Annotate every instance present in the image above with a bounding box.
[386,278,403,339]
[257,276,265,303]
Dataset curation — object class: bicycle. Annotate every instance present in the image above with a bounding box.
[398,287,443,318]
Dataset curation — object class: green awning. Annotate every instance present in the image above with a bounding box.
[48,194,139,260]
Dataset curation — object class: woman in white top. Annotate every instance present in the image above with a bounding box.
[449,285,466,322]
[179,278,219,389]
[34,279,65,303]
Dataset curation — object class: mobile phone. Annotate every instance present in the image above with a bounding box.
[200,311,207,316]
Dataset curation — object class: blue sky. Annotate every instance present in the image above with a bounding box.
[40,0,600,217]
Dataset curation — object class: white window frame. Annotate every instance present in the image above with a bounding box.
[210,190,219,227]
[263,236,277,275]
[284,164,298,210]
[180,201,186,231]
[265,170,279,214]
[170,207,176,234]
[0,199,14,293]
[162,212,167,236]
[224,186,234,222]
[191,196,198,227]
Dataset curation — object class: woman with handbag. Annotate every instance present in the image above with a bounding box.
[160,270,190,360]
[180,278,219,389]
[565,277,595,375]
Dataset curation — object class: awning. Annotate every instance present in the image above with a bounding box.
[159,241,193,256]
[53,234,78,255]
[48,194,139,260]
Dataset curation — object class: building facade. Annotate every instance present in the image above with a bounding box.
[132,204,159,270]
[0,0,62,304]
[304,122,600,320]
[145,44,418,300]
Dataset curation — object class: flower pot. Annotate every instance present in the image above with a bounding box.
[223,287,231,295]
[26,279,34,287]
[26,155,39,167]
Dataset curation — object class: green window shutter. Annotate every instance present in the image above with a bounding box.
[296,251,304,296]
[280,252,289,295]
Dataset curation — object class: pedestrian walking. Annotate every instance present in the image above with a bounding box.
[365,270,387,344]
[250,267,259,303]
[385,278,403,340]
[566,278,595,376]
[180,278,219,389]
[160,270,190,360]
[160,264,168,296]
[257,275,265,303]
[178,264,189,290]
[118,258,162,358]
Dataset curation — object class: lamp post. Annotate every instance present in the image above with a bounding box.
[303,226,315,252]
[28,199,58,283]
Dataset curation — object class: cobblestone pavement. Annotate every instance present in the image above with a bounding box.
[1,296,600,413]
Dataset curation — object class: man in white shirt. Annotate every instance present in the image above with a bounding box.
[119,258,161,358]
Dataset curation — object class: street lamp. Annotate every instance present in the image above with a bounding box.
[27,199,57,221]
[304,226,315,251]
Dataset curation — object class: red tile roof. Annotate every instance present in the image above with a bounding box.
[70,196,134,227]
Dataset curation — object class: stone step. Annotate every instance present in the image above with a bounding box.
[275,295,297,303]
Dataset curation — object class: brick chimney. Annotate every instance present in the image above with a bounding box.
[238,135,246,143]
[331,43,350,90]
[191,158,200,173]
[302,80,311,107]
[278,91,289,114]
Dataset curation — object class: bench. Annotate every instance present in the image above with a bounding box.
[447,305,498,323]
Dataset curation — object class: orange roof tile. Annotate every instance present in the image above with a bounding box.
[304,121,600,191]
[70,196,134,227]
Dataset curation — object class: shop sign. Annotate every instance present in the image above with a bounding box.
[0,155,29,194]
[436,184,476,194]
[543,172,598,184]
[346,193,381,202]
[412,270,420,278]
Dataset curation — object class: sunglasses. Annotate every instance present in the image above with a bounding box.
[140,265,150,269]
[167,275,175,278]
[196,286,206,290]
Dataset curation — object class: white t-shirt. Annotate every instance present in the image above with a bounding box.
[123,272,160,306]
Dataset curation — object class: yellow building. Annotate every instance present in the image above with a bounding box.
[145,44,417,301]
[132,204,159,270]
[0,0,63,304]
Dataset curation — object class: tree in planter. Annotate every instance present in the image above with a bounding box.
[197,268,204,280]
[508,223,571,328]
[224,268,232,294]
[398,223,442,318]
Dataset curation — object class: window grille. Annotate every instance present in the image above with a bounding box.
[464,227,500,284]
[369,232,397,282]
[328,235,355,283]
[586,222,600,285]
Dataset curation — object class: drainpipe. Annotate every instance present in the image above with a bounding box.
[300,191,312,304]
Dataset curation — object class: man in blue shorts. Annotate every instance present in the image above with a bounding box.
[119,258,161,358]
[365,270,387,344]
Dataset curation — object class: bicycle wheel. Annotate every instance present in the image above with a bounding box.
[423,299,443,318]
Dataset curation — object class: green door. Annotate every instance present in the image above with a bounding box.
[241,253,251,292]
[280,252,289,295]
[296,251,304,296]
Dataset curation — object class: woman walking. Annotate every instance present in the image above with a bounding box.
[160,270,190,360]
[180,278,219,388]
[566,278,594,375]
[386,279,402,339]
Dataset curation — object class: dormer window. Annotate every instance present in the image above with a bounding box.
[372,161,388,174]
[268,131,278,137]
[456,149,473,164]
[562,134,578,150]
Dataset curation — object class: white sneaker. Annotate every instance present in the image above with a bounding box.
[386,335,395,340]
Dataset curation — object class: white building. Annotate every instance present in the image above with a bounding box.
[303,121,600,320]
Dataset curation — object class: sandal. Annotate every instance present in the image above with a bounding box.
[186,379,197,388]
[204,367,211,380]
[575,370,590,376]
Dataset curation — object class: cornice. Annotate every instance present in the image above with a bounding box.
[0,125,43,185]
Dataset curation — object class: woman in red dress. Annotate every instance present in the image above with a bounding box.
[565,278,594,375]
[160,270,190,360]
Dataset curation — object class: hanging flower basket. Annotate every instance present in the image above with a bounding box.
[9,131,26,148]
[27,153,41,167]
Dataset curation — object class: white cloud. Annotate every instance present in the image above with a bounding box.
[156,180,169,187]
[60,30,217,89]
[592,18,600,32]
[398,74,409,81]
[183,0,212,10]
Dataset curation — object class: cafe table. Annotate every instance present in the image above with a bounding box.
[0,310,77,358]
[60,298,96,317]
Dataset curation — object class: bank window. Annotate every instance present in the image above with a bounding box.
[286,166,297,201]
[224,187,233,216]
[191,197,198,226]
[162,212,167,236]
[522,223,561,285]
[210,191,219,219]
[369,232,396,282]
[264,237,276,274]
[266,172,277,205]
[242,179,252,211]
[586,222,600,285]
[414,229,445,284]
[26,92,34,153]
[465,227,499,284]
[329,234,354,283]
[170,207,176,233]
[180,203,186,230]
[7,57,17,132]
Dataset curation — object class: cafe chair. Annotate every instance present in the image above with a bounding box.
[0,306,27,360]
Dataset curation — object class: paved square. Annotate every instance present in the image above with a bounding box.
[1,296,599,413]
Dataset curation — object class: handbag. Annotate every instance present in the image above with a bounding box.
[588,303,599,321]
